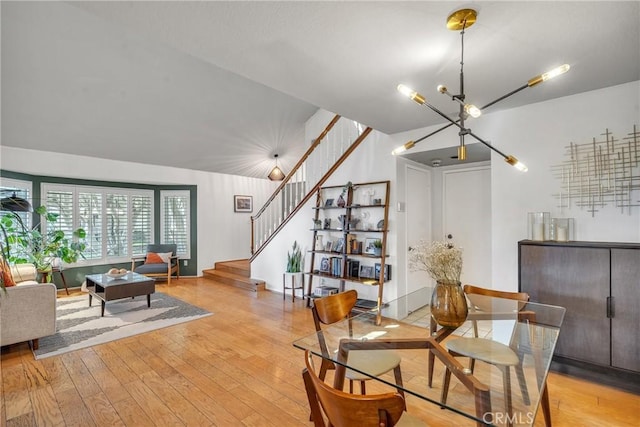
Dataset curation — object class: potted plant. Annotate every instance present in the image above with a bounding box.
[0,205,87,281]
[372,239,383,256]
[408,240,468,328]
[286,240,302,273]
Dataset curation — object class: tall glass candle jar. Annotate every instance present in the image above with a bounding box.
[550,218,575,242]
[528,212,550,241]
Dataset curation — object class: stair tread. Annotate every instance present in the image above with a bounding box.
[203,269,263,283]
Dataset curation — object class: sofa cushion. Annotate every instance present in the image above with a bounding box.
[145,252,165,264]
[135,263,167,274]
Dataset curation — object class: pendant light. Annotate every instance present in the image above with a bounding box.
[268,154,285,181]
[393,8,570,172]
[0,191,33,212]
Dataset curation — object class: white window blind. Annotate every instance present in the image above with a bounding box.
[160,190,190,258]
[41,184,154,265]
[78,191,102,260]
[131,195,153,256]
[0,178,33,261]
[106,194,128,257]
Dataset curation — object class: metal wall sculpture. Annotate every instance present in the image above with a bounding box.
[552,124,640,216]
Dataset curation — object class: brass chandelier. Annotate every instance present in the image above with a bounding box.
[393,8,570,171]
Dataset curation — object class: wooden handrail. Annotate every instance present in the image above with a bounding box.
[250,126,372,261]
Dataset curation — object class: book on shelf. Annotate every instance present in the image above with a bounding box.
[313,286,339,297]
[374,263,391,281]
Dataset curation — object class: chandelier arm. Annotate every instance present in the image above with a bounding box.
[466,130,509,160]
[479,83,529,111]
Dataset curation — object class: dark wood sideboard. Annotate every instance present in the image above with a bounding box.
[518,240,640,393]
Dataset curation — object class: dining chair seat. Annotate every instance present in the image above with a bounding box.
[446,338,520,367]
[345,350,403,381]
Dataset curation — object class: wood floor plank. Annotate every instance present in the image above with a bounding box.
[2,278,639,427]
[28,385,65,426]
[83,391,125,427]
[54,388,97,427]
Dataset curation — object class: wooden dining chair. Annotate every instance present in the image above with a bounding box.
[302,350,427,427]
[441,284,552,426]
[312,289,404,396]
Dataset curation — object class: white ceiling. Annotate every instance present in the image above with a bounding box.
[2,1,639,178]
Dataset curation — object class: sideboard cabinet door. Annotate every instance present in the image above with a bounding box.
[520,244,610,366]
[611,249,640,372]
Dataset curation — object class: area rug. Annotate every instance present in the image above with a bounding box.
[33,292,212,359]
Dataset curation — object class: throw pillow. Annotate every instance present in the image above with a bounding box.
[145,252,165,264]
[157,252,173,263]
[0,258,16,287]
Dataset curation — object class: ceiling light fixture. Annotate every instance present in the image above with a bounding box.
[0,191,33,212]
[393,8,570,172]
[267,154,285,181]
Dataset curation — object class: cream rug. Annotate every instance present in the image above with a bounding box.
[33,292,211,359]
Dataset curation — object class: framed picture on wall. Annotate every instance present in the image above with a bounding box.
[234,195,253,213]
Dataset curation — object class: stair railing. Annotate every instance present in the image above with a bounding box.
[250,115,372,259]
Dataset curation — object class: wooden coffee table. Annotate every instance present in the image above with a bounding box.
[86,272,155,317]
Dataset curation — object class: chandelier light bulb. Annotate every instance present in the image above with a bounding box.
[528,64,571,87]
[397,84,426,105]
[542,64,571,81]
[391,140,416,156]
[464,104,482,118]
[505,155,528,172]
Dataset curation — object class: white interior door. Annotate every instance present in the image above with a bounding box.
[406,165,431,295]
[443,167,492,287]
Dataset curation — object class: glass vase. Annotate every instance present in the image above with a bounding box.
[430,281,468,329]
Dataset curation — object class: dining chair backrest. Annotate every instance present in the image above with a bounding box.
[303,350,406,427]
[464,284,529,314]
[312,289,358,327]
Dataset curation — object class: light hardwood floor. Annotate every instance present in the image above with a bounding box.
[1,278,639,426]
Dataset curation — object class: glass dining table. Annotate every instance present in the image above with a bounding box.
[293,286,566,426]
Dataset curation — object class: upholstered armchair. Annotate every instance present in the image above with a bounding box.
[131,244,180,284]
[0,263,57,349]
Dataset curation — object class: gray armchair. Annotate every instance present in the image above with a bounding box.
[131,244,180,284]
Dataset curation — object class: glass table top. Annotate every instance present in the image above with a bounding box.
[293,286,566,426]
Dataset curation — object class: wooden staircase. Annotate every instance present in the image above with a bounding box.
[202,259,266,293]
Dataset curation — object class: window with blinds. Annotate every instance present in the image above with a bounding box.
[41,184,154,265]
[160,190,190,258]
[0,178,33,261]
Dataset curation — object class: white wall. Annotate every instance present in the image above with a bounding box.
[391,80,640,291]
[0,146,277,273]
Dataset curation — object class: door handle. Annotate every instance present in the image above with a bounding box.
[606,296,614,318]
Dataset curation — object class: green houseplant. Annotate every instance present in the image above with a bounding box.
[0,205,87,277]
[286,240,303,273]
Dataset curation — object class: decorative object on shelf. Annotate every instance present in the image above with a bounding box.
[372,239,383,256]
[376,219,385,230]
[527,212,550,241]
[233,195,253,213]
[374,263,391,281]
[337,214,347,230]
[336,194,346,208]
[312,219,322,229]
[393,8,570,172]
[408,240,468,328]
[360,187,375,205]
[314,235,324,251]
[364,238,378,255]
[348,218,360,230]
[337,181,353,208]
[323,218,332,229]
[550,218,575,242]
[551,125,640,217]
[267,154,285,181]
[324,199,334,207]
[373,198,382,205]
